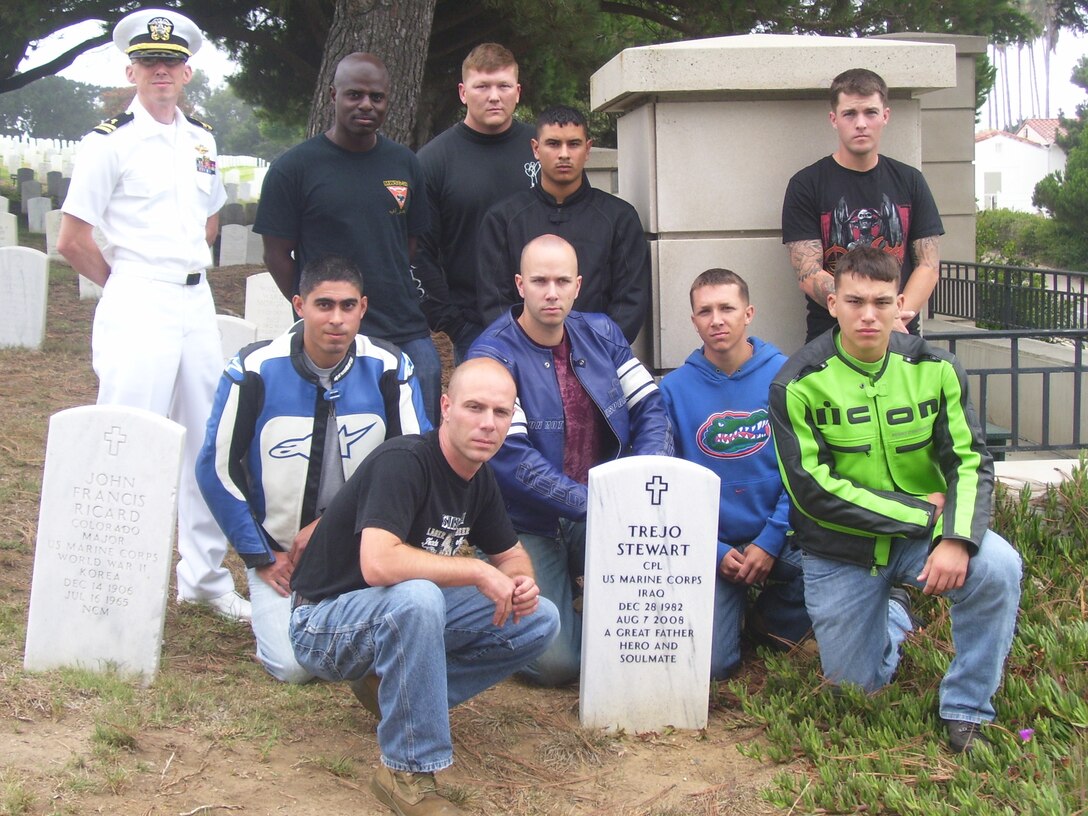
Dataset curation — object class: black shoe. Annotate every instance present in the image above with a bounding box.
[889,587,925,629]
[944,718,988,753]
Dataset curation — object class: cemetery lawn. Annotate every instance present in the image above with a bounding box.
[1,250,1085,815]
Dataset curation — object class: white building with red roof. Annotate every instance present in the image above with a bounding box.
[975,124,1067,212]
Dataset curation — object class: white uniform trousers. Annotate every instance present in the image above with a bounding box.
[91,272,235,601]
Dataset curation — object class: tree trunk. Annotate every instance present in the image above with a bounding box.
[307,0,437,147]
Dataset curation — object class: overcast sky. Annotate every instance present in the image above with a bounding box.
[20,20,236,88]
[19,20,1088,125]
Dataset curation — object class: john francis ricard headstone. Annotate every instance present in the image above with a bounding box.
[24,405,184,684]
[580,456,719,732]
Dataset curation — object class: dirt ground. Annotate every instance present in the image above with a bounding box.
[0,262,794,816]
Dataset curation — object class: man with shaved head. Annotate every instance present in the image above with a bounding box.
[468,234,672,686]
[290,357,559,815]
[255,52,442,424]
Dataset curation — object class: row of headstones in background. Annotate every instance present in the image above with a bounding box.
[223,182,256,204]
[219,224,264,266]
[1,224,265,354]
[219,201,259,227]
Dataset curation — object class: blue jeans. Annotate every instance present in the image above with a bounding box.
[802,529,1021,723]
[246,568,313,684]
[289,581,559,772]
[452,321,484,365]
[517,520,585,686]
[399,335,442,426]
[711,544,812,679]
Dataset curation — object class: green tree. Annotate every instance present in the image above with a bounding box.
[0,74,103,138]
[1,0,1047,145]
[1032,56,1088,262]
[198,81,303,159]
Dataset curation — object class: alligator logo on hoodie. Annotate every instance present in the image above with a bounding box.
[696,409,770,459]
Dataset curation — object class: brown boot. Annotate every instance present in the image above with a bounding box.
[349,673,381,719]
[369,765,466,815]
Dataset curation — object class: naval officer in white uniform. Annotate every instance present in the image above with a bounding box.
[58,8,250,621]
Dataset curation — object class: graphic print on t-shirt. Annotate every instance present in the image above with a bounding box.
[384,179,408,210]
[422,513,470,556]
[820,193,909,274]
[696,409,771,459]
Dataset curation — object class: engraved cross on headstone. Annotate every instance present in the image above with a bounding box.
[645,475,668,505]
[103,425,128,456]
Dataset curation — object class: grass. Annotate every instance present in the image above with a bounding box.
[732,460,1088,815]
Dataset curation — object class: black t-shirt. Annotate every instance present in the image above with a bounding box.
[254,134,430,345]
[291,431,517,603]
[781,155,944,339]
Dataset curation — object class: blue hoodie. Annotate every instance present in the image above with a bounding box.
[659,337,791,565]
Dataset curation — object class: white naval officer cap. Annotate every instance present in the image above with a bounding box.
[113,8,203,59]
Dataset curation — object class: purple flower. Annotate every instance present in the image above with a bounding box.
[1019,729,1035,742]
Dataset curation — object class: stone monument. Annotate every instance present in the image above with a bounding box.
[24,406,184,684]
[580,456,719,732]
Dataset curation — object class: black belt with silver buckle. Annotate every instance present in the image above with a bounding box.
[185,272,201,285]
[292,593,317,610]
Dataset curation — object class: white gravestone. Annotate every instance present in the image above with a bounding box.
[0,247,49,349]
[218,223,248,267]
[24,406,184,684]
[245,271,295,341]
[245,225,263,264]
[0,211,16,247]
[580,456,720,732]
[27,196,51,233]
[217,314,258,362]
[45,209,62,259]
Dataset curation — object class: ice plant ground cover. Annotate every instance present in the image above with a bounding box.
[733,459,1088,815]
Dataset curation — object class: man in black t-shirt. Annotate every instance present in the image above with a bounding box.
[781,68,944,341]
[254,52,441,425]
[414,43,538,362]
[289,358,559,816]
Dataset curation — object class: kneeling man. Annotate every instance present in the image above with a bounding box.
[769,245,1021,754]
[197,255,430,683]
[289,358,560,815]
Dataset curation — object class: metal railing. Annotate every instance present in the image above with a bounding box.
[924,328,1087,455]
[930,261,1088,330]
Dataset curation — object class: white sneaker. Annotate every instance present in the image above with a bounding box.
[180,591,252,623]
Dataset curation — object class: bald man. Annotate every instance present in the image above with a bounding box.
[255,52,442,423]
[290,357,560,815]
[468,234,673,686]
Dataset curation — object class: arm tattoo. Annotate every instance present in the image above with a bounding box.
[787,239,833,298]
[912,235,940,270]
